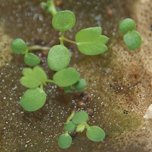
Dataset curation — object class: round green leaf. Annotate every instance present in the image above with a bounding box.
[72,111,89,124]
[76,27,108,55]
[52,10,76,32]
[119,18,136,34]
[58,134,72,149]
[123,30,142,50]
[75,79,87,92]
[53,67,80,87]
[11,38,28,54]
[20,88,47,112]
[86,126,106,142]
[64,121,76,133]
[24,53,40,66]
[47,45,71,71]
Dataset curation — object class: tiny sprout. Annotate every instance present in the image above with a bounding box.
[74,79,87,92]
[58,133,72,149]
[20,88,47,112]
[11,38,28,54]
[86,126,106,142]
[119,18,136,34]
[58,111,106,149]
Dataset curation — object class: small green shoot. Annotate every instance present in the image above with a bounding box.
[20,88,47,112]
[58,111,105,149]
[52,10,76,32]
[47,45,71,71]
[119,18,142,50]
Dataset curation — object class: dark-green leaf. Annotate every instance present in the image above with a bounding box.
[47,45,71,71]
[72,111,89,124]
[20,66,48,88]
[123,30,142,50]
[11,38,28,54]
[86,126,106,142]
[52,10,76,32]
[76,27,108,55]
[58,134,72,149]
[119,18,136,34]
[53,67,80,87]
[24,53,41,66]
[20,88,47,112]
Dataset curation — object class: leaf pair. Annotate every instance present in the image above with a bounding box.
[119,18,142,50]
[58,111,106,149]
[11,38,41,66]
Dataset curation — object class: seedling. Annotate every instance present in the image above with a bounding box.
[119,18,142,50]
[10,0,142,149]
[58,111,105,149]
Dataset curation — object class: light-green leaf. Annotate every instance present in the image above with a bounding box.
[20,66,48,88]
[11,38,28,54]
[24,53,41,66]
[47,45,71,71]
[72,111,89,124]
[64,121,76,133]
[123,30,142,50]
[58,134,72,149]
[86,126,106,142]
[20,88,47,112]
[76,27,108,55]
[52,10,76,32]
[76,124,86,132]
[119,18,136,34]
[53,67,80,87]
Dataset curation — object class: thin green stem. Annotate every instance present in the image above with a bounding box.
[50,0,57,16]
[63,37,77,45]
[66,111,75,123]
[59,33,65,45]
[46,79,54,83]
[28,45,50,52]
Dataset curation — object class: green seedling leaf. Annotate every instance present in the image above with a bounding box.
[86,126,105,142]
[64,121,76,133]
[119,18,136,34]
[53,67,80,87]
[72,111,89,124]
[58,133,72,149]
[52,10,76,32]
[20,66,47,88]
[76,27,108,55]
[76,124,86,132]
[11,38,28,54]
[24,53,40,66]
[123,30,142,50]
[47,45,71,71]
[74,78,87,92]
[20,88,47,112]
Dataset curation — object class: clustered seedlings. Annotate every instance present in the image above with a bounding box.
[10,0,142,149]
[58,111,105,149]
[119,18,142,50]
